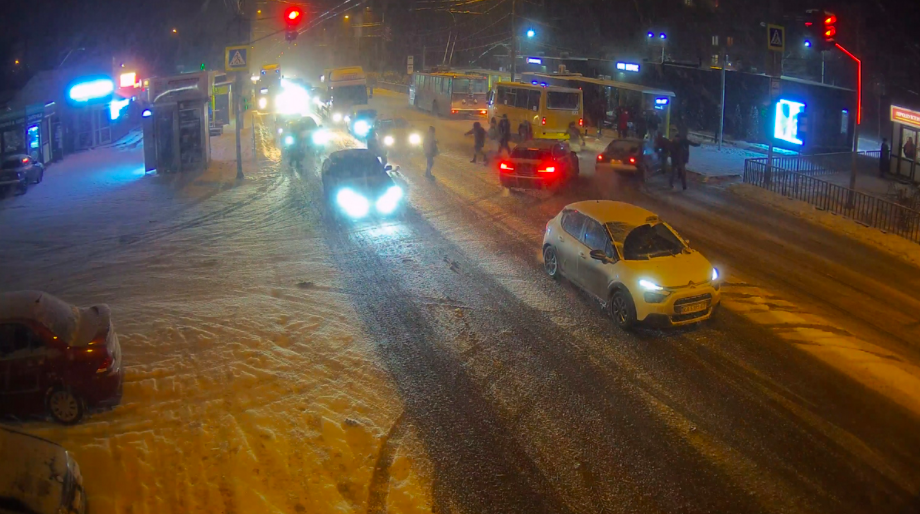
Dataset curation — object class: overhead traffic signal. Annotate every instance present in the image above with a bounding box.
[284,6,304,41]
[804,9,836,50]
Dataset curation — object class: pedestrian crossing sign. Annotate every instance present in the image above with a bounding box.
[225,45,249,71]
[767,24,785,52]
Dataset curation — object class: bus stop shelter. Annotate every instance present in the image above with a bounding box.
[521,73,675,138]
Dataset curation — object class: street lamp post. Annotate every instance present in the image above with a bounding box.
[510,0,517,82]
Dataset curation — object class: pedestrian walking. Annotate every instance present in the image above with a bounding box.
[880,138,891,177]
[669,134,700,190]
[423,126,438,178]
[465,121,487,164]
[567,121,585,150]
[498,114,512,155]
[518,120,533,142]
[617,108,630,139]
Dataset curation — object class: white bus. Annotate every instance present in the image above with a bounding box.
[409,72,489,117]
[323,67,368,122]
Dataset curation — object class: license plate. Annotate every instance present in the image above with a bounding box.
[678,301,709,314]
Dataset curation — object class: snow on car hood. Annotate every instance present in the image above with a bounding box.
[72,304,112,347]
[624,250,713,288]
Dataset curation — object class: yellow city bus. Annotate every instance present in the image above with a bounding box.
[488,82,583,140]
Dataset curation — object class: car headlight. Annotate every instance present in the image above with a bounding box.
[284,135,295,146]
[353,120,370,137]
[260,88,269,95]
[383,135,395,147]
[258,97,268,109]
[711,268,719,281]
[344,115,352,123]
[376,185,404,214]
[312,129,330,145]
[639,279,663,291]
[332,112,343,122]
[336,188,370,218]
[277,128,284,134]
[409,133,421,145]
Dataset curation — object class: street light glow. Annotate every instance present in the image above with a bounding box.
[804,40,812,47]
[659,33,667,40]
[526,28,535,38]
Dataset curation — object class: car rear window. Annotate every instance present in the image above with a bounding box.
[605,141,641,157]
[1,158,22,170]
[511,147,551,160]
[546,92,579,110]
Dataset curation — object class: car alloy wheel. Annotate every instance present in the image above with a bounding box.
[543,246,559,278]
[48,389,84,424]
[609,290,636,329]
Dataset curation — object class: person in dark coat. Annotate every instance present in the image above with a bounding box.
[423,126,438,178]
[880,138,890,176]
[498,114,512,155]
[466,121,487,164]
[669,134,700,190]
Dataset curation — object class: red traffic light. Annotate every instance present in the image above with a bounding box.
[823,26,836,39]
[823,14,837,25]
[284,6,304,26]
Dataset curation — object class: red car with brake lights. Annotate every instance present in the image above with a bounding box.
[0,291,124,424]
[499,140,579,190]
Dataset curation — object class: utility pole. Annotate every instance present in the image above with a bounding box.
[718,53,726,150]
[510,0,517,82]
[234,72,244,180]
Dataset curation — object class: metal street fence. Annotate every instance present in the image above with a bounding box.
[743,159,920,244]
[744,151,881,177]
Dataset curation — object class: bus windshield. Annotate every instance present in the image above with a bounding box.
[547,91,580,110]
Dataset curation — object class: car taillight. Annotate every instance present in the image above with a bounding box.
[480,110,487,115]
[96,354,114,374]
[499,161,514,172]
[451,109,458,114]
[541,117,546,125]
[537,165,555,173]
[628,156,637,165]
[21,157,30,164]
[597,154,604,161]
[578,118,583,127]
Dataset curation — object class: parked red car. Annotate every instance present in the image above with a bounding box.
[0,291,124,424]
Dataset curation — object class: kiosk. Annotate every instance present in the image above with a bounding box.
[144,71,211,173]
[889,105,920,183]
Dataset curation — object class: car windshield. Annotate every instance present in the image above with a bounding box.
[620,223,686,259]
[331,154,385,179]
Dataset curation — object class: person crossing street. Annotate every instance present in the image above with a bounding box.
[465,121,487,164]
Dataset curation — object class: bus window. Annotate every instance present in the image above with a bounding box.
[514,89,530,109]
[442,78,449,94]
[547,91,580,110]
[498,86,515,106]
[528,90,542,111]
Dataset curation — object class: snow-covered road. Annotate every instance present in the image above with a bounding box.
[2,91,920,514]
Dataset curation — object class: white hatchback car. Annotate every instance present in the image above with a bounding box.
[542,200,721,328]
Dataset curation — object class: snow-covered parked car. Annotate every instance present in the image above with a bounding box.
[0,426,87,514]
[0,154,43,196]
[542,201,721,328]
[0,291,124,424]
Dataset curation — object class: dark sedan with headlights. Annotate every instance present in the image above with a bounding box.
[375,117,423,153]
[321,149,406,220]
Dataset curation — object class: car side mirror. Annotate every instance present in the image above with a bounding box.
[589,249,609,263]
[384,164,393,171]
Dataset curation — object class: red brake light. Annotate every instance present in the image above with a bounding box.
[499,161,514,172]
[96,354,114,373]
[537,163,556,173]
[541,117,546,125]
[21,157,29,164]
[597,154,604,161]
[451,109,458,114]
[578,118,583,127]
[628,156,636,164]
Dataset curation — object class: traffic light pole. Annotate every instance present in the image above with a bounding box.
[234,72,244,180]
[510,0,517,83]
[835,43,861,199]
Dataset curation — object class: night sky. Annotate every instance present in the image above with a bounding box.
[1,0,918,95]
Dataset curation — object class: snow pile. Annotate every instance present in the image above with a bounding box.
[1,126,434,513]
[731,182,920,268]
